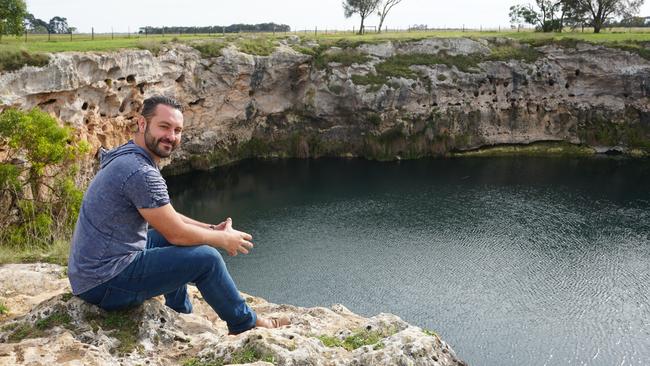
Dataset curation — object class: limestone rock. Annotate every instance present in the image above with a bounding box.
[0,263,465,365]
[0,37,649,175]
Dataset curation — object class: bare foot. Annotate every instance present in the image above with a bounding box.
[255,316,291,329]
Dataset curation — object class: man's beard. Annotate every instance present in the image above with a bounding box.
[144,122,178,158]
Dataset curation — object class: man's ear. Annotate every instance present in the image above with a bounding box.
[137,116,146,134]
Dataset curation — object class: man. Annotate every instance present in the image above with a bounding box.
[68,95,288,334]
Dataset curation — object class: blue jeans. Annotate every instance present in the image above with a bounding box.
[78,229,257,334]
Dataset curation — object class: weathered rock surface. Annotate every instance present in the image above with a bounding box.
[0,263,465,365]
[1,37,649,175]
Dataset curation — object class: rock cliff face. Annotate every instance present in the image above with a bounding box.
[0,263,464,366]
[0,37,649,175]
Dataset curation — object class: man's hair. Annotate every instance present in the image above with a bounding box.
[141,96,183,120]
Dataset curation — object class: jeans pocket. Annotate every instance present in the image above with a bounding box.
[98,286,141,311]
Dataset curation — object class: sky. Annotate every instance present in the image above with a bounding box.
[25,0,650,34]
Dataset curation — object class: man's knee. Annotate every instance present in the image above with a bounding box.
[191,245,225,272]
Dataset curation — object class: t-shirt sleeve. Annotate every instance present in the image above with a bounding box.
[123,167,171,209]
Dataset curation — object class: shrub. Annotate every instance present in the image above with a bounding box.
[0,108,90,251]
[0,48,50,73]
[236,38,277,56]
[136,40,163,56]
[192,41,227,58]
[487,45,541,63]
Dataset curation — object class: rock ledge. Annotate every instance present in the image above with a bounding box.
[0,263,465,365]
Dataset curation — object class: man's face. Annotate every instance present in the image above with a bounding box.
[140,104,184,159]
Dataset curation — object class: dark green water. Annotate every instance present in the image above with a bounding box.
[167,157,650,366]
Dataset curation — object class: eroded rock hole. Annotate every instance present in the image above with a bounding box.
[82,102,89,110]
[126,74,136,83]
[189,98,204,106]
[575,69,581,76]
[175,74,185,83]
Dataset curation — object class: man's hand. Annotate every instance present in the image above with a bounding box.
[220,218,254,256]
[138,205,254,255]
[211,219,229,230]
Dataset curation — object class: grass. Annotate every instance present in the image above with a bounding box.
[182,358,224,366]
[1,28,648,53]
[317,328,391,351]
[1,29,648,73]
[317,49,370,68]
[486,44,541,63]
[191,40,227,58]
[84,308,142,355]
[230,345,276,364]
[35,311,73,330]
[5,310,72,343]
[181,345,276,366]
[236,37,277,56]
[136,39,165,56]
[0,238,70,266]
[0,47,49,72]
[0,302,8,315]
[423,328,439,338]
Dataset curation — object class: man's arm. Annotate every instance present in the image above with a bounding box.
[138,204,253,256]
[177,212,219,230]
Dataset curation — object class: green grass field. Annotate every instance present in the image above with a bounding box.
[1,28,650,54]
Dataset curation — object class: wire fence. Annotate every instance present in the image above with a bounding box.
[6,24,650,45]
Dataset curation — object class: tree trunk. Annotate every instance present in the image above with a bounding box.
[594,17,603,33]
[359,16,365,35]
[378,15,387,34]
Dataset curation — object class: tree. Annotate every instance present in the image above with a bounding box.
[24,13,49,34]
[0,0,27,42]
[572,0,644,33]
[561,0,590,29]
[377,0,403,33]
[509,1,565,32]
[343,0,381,35]
[48,16,69,34]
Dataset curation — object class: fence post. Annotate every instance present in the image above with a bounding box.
[24,29,27,42]
[111,27,114,40]
[315,26,317,36]
[162,26,165,37]
[91,27,94,40]
[48,30,51,41]
[70,29,72,41]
